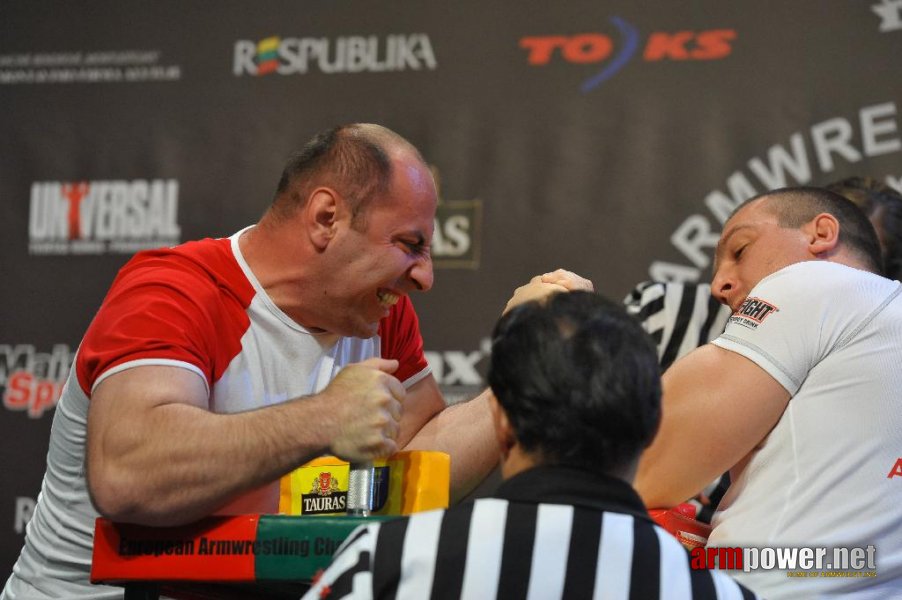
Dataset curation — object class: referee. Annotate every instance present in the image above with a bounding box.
[303,291,756,599]
[624,281,731,371]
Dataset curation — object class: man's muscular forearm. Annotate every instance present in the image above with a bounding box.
[87,360,403,526]
[404,390,498,503]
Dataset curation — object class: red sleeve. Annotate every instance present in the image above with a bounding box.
[378,295,429,385]
[76,240,253,395]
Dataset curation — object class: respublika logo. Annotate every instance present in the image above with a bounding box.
[520,18,736,92]
[233,34,437,76]
[1,343,73,419]
[28,179,180,255]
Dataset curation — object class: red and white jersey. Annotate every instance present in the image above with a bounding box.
[79,227,430,407]
[3,228,431,600]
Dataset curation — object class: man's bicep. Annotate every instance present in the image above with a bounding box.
[636,344,790,508]
[88,367,209,460]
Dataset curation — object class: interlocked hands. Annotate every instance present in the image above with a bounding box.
[503,268,595,315]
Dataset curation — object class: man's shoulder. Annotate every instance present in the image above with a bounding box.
[751,260,898,313]
[112,236,254,305]
[768,260,879,287]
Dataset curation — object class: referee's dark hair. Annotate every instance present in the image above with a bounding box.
[488,291,662,477]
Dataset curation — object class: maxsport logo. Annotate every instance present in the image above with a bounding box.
[233,34,437,76]
[1,344,73,419]
[426,337,491,405]
[28,179,180,255]
[520,17,736,92]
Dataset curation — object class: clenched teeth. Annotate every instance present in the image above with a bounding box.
[377,290,400,306]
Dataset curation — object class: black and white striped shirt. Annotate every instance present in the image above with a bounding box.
[302,466,757,600]
[623,281,735,521]
[623,282,733,371]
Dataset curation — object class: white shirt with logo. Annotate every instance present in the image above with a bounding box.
[708,260,902,599]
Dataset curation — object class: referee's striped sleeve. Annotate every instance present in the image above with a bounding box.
[624,281,732,369]
[301,523,381,600]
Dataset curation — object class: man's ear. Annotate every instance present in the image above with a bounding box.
[305,188,339,251]
[807,212,840,257]
[489,393,516,459]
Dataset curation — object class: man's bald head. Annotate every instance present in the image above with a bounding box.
[270,123,429,227]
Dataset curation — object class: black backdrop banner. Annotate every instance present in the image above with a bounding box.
[2,0,901,575]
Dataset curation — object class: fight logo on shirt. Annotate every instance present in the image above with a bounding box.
[728,296,778,329]
[301,472,347,514]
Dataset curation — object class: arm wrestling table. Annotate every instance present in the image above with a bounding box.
[90,451,451,599]
[91,513,395,600]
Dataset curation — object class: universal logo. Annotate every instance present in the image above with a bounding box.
[28,179,180,256]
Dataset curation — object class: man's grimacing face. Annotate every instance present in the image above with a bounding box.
[323,152,437,338]
[711,198,812,313]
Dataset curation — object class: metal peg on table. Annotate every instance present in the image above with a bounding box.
[346,461,375,517]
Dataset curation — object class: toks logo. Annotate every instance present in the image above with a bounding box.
[28,179,180,255]
[233,34,437,76]
[520,17,736,91]
[1,344,73,418]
